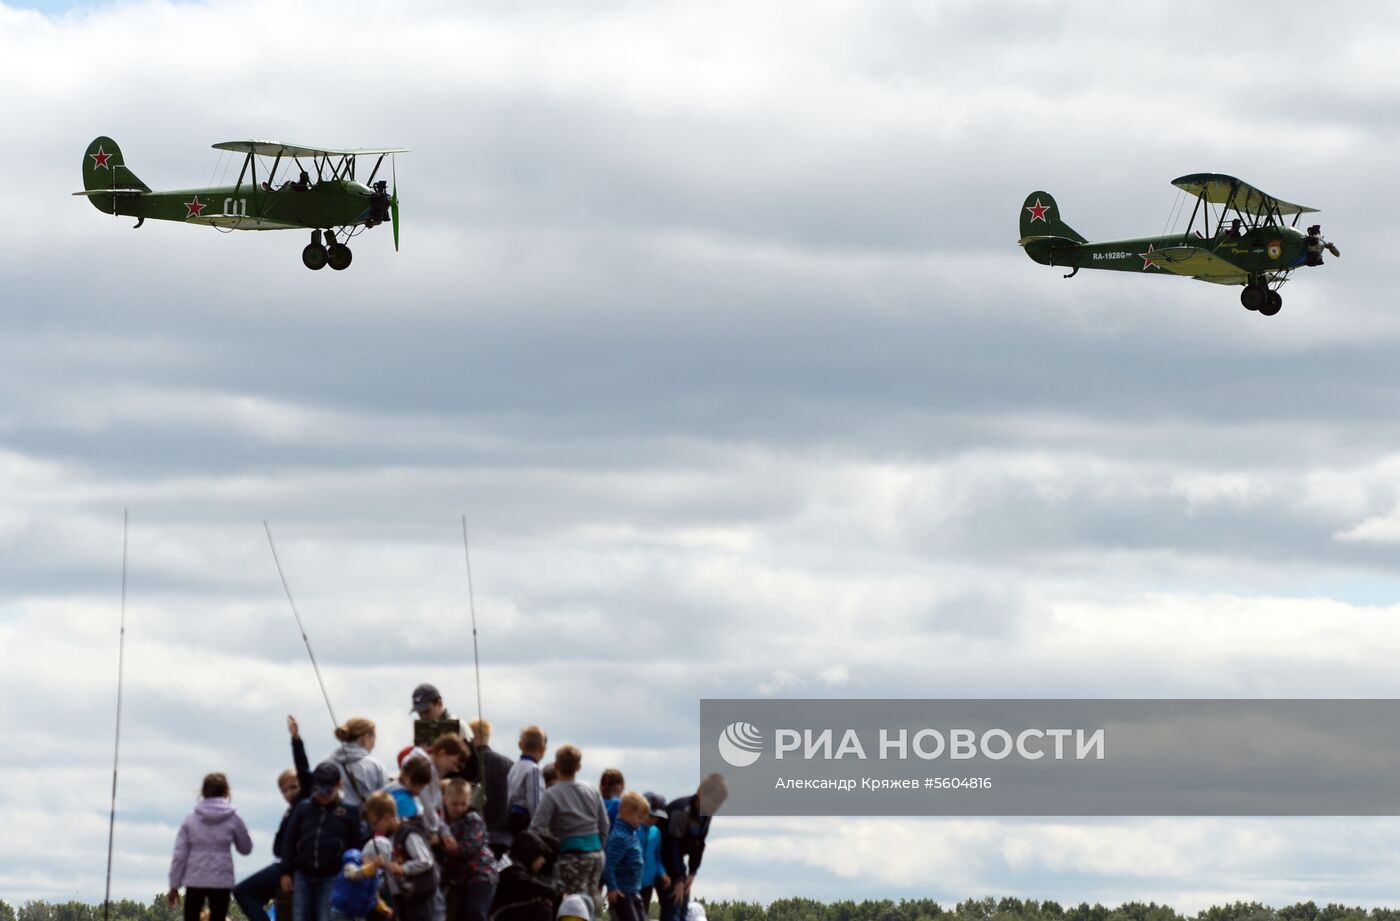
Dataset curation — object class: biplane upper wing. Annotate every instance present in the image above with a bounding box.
[212,141,410,157]
[1171,173,1317,217]
[1147,245,1252,286]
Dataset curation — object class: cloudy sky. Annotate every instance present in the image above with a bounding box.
[4,0,1400,910]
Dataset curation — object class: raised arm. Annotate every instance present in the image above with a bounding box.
[289,715,312,801]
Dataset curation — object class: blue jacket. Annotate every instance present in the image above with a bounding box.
[640,825,663,887]
[601,818,643,894]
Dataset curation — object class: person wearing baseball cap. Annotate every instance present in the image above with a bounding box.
[410,683,453,721]
[279,763,364,921]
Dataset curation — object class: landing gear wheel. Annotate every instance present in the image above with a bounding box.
[302,243,327,270]
[1259,290,1282,317]
[327,243,353,271]
[1240,285,1265,311]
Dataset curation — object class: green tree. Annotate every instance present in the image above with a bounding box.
[1066,903,1110,921]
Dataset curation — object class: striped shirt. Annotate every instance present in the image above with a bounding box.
[601,818,643,894]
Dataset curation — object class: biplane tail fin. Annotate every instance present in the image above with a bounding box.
[81,136,150,208]
[1019,191,1085,244]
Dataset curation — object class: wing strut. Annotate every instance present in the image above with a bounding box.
[233,151,251,199]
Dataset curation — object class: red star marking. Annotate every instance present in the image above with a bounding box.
[1026,198,1050,222]
[184,195,207,218]
[1140,244,1161,270]
[90,146,111,169]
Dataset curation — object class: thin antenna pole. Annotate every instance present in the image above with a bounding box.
[103,509,129,921]
[461,516,485,731]
[264,521,339,730]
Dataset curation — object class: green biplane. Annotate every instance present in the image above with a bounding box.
[76,136,407,271]
[1019,174,1339,316]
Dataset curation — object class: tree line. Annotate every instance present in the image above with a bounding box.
[7,897,1400,921]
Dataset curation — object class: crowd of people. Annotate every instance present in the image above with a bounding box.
[166,683,728,921]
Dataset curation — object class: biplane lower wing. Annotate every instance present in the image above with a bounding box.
[186,213,305,231]
[1148,245,1251,286]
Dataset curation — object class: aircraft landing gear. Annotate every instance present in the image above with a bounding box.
[1259,289,1282,317]
[1241,281,1282,316]
[302,229,353,271]
[1240,284,1266,311]
[327,243,353,271]
[302,234,327,271]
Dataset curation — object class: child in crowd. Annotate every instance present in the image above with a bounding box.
[357,791,402,918]
[404,734,470,852]
[386,756,434,819]
[360,790,400,868]
[489,831,560,921]
[528,745,608,920]
[638,793,669,913]
[556,896,591,921]
[507,726,548,833]
[598,769,624,828]
[541,764,558,789]
[168,773,254,921]
[329,844,389,921]
[281,764,366,921]
[389,810,438,921]
[234,717,313,921]
[602,792,649,921]
[440,778,499,921]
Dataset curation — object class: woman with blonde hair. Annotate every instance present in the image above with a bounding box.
[328,717,389,807]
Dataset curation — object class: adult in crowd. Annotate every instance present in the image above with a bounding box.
[411,683,454,722]
[329,717,388,807]
[462,717,516,857]
[657,774,728,921]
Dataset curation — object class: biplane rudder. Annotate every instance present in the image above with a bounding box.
[1019,191,1086,245]
[81,136,150,210]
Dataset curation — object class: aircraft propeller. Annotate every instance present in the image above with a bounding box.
[391,156,400,252]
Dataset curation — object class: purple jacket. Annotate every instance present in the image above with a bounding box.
[169,798,254,889]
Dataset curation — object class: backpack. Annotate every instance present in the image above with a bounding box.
[329,849,380,919]
[392,816,440,903]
